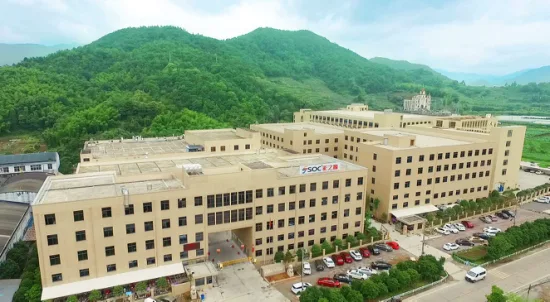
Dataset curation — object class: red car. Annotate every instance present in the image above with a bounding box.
[359,247,371,258]
[317,277,341,288]
[461,220,474,228]
[331,254,344,266]
[340,252,353,263]
[386,241,400,250]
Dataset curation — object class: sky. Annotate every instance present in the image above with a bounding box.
[1,0,550,75]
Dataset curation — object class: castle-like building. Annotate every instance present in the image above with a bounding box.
[404,89,431,112]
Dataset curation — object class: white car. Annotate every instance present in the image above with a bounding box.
[453,223,466,231]
[302,262,311,275]
[535,197,550,203]
[323,257,335,268]
[349,250,363,261]
[443,224,459,234]
[483,226,502,233]
[291,282,312,295]
[435,227,450,235]
[443,243,460,251]
[356,266,378,276]
[346,269,369,280]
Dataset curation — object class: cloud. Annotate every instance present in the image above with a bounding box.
[0,0,549,74]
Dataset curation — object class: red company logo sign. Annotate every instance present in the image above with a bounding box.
[300,163,340,175]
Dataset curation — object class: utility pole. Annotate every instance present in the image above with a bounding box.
[513,197,519,226]
[421,230,426,255]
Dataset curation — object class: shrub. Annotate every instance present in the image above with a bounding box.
[88,289,102,302]
[0,259,21,279]
[113,285,124,297]
[311,244,322,257]
[156,277,169,290]
[274,251,284,263]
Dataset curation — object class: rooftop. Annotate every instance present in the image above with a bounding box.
[35,173,184,204]
[254,122,343,135]
[0,152,58,166]
[360,129,471,149]
[0,201,29,253]
[82,137,188,159]
[310,109,432,120]
[185,128,254,141]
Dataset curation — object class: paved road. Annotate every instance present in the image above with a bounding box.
[518,170,548,190]
[405,246,550,302]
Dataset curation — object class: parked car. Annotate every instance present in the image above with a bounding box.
[374,243,393,252]
[456,238,475,246]
[435,227,450,235]
[479,216,492,223]
[349,250,363,261]
[302,262,311,275]
[502,209,515,218]
[469,236,488,244]
[367,245,380,255]
[332,254,344,266]
[317,277,341,288]
[333,273,352,284]
[291,282,312,295]
[386,241,400,250]
[495,212,510,219]
[356,266,379,276]
[473,232,491,240]
[371,260,392,270]
[483,226,502,233]
[340,252,353,263]
[443,224,459,234]
[443,243,460,251]
[347,269,369,280]
[452,223,466,231]
[359,247,371,258]
[461,220,475,228]
[323,257,335,268]
[535,197,549,203]
[314,259,325,272]
[488,215,498,222]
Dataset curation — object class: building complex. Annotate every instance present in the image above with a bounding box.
[32,105,526,301]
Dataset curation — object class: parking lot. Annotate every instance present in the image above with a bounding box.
[522,199,550,214]
[426,207,547,254]
[518,170,549,190]
[273,246,416,301]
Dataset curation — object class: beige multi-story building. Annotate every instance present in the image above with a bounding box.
[34,138,367,300]
[403,89,431,112]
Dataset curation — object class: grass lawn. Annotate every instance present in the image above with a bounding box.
[0,132,46,154]
[377,280,430,300]
[500,122,550,168]
[455,246,488,264]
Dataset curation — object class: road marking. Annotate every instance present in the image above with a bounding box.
[490,270,510,279]
[0,234,11,238]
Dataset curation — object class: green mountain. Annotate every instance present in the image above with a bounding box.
[370,57,434,72]
[0,43,76,66]
[438,66,550,86]
[1,26,550,172]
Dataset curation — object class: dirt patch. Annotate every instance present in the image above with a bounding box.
[387,253,413,265]
[266,272,291,282]
[0,135,45,154]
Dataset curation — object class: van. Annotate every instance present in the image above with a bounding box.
[302,262,311,275]
[465,266,486,282]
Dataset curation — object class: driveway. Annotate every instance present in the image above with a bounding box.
[518,170,549,190]
[272,247,415,301]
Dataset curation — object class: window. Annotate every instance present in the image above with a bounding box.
[321,198,327,206]
[278,186,285,196]
[197,249,205,256]
[429,154,435,161]
[506,141,511,147]
[344,209,350,217]
[403,202,409,208]
[333,180,339,188]
[146,240,155,250]
[178,216,187,226]
[394,183,399,189]
[143,202,152,213]
[75,230,86,241]
[407,156,413,163]
[144,221,154,231]
[164,254,172,262]
[299,184,306,193]
[129,260,138,269]
[105,246,115,257]
[194,196,203,206]
[345,179,352,187]
[127,243,137,253]
[256,189,263,198]
[445,152,450,159]
[406,169,412,176]
[438,153,443,160]
[161,200,170,210]
[395,170,401,177]
[163,237,172,247]
[332,211,338,219]
[52,273,63,282]
[29,164,40,171]
[180,251,189,259]
[179,234,188,244]
[310,182,317,191]
[196,232,204,241]
[419,155,425,162]
[357,192,363,200]
[49,254,61,266]
[178,198,186,208]
[310,199,316,207]
[78,250,88,261]
[80,268,90,277]
[73,210,84,222]
[357,177,364,185]
[299,200,306,208]
[502,169,507,175]
[125,204,134,215]
[416,179,422,186]
[309,214,316,223]
[234,145,239,150]
[418,167,423,174]
[103,227,113,237]
[290,185,296,194]
[256,206,263,215]
[267,204,274,213]
[45,214,56,225]
[162,219,171,229]
[396,157,402,164]
[195,214,203,224]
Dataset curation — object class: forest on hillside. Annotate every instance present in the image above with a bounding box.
[1,26,550,172]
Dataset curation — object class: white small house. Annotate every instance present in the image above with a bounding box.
[0,152,59,175]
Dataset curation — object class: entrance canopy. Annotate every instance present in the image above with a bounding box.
[42,262,185,301]
[390,204,438,219]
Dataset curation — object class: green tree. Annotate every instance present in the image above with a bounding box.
[24,284,42,302]
[284,251,294,263]
[88,289,102,302]
[486,285,507,302]
[407,269,421,283]
[360,280,379,300]
[385,277,400,292]
[333,239,344,251]
[296,248,304,261]
[299,286,323,302]
[356,232,367,242]
[66,296,78,302]
[274,251,284,263]
[487,236,513,260]
[346,235,358,247]
[136,281,147,293]
[113,285,124,297]
[375,282,389,297]
[0,259,21,279]
[321,240,334,254]
[311,244,322,257]
[156,277,169,290]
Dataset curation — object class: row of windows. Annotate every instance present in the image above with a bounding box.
[0,164,54,173]
[255,231,363,256]
[207,208,253,225]
[50,250,204,283]
[256,221,361,244]
[209,144,250,152]
[390,186,489,209]
[385,170,491,189]
[256,208,362,231]
[391,149,494,164]
[392,160,492,177]
[313,116,379,128]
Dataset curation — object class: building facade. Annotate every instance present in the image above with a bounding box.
[403,89,431,112]
[0,152,59,175]
[34,149,367,300]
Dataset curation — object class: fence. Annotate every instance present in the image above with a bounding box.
[0,203,32,262]
[380,271,450,302]
[220,257,250,268]
[453,239,550,267]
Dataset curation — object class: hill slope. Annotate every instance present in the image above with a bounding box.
[1,26,550,172]
[0,43,75,66]
[438,66,550,86]
[370,57,433,72]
